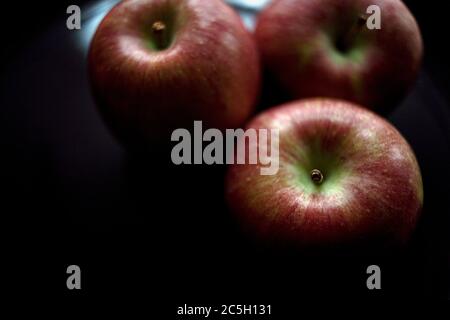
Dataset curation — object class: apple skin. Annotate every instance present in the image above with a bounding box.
[226,99,423,248]
[89,0,260,147]
[254,0,423,112]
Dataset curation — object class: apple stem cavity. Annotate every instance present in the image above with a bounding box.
[336,14,367,53]
[152,21,168,50]
[311,169,324,185]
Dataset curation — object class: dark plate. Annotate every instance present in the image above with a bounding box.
[1,0,449,304]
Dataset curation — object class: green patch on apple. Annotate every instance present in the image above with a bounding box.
[297,42,315,68]
[288,138,348,196]
[326,35,367,67]
[143,6,182,51]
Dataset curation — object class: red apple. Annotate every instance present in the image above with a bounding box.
[226,99,423,247]
[89,0,260,146]
[255,0,423,111]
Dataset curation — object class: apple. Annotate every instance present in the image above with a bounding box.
[226,99,423,248]
[88,0,260,147]
[254,0,423,111]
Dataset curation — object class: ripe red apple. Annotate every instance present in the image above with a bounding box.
[226,99,423,248]
[89,0,260,147]
[255,0,423,111]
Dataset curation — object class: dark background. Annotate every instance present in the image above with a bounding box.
[1,0,449,309]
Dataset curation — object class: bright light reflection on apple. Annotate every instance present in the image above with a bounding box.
[227,0,271,10]
[77,0,119,53]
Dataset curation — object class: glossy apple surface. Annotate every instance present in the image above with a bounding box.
[255,0,423,111]
[226,99,423,247]
[89,0,260,147]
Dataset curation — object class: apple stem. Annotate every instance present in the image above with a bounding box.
[337,14,367,52]
[311,169,324,185]
[152,21,167,49]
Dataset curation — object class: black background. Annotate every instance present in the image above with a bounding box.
[1,0,449,310]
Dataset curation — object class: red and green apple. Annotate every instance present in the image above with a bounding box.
[89,0,260,147]
[255,0,423,111]
[226,99,423,247]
